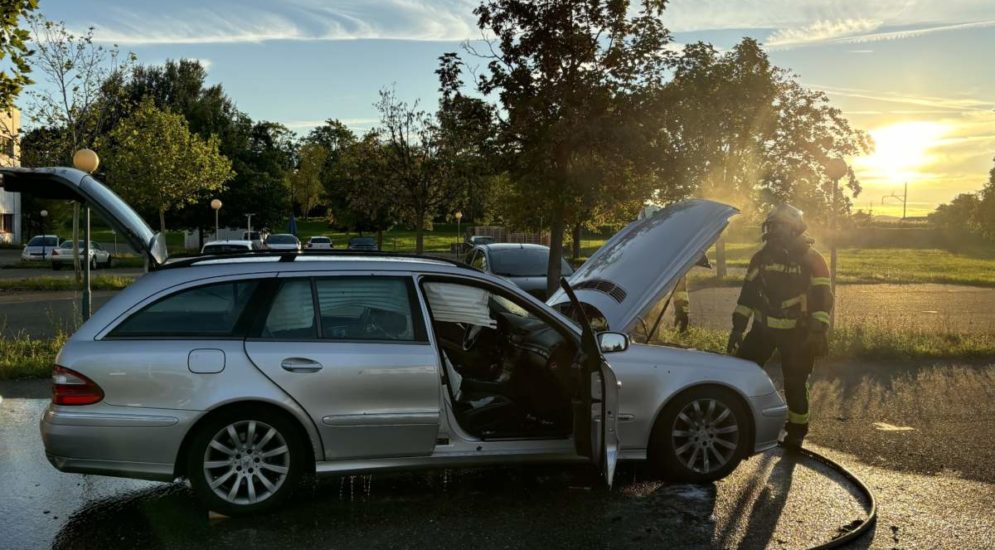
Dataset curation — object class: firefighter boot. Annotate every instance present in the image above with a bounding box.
[781,421,808,451]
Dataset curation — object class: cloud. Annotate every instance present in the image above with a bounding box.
[765,18,881,47]
[81,0,478,44]
[808,84,995,113]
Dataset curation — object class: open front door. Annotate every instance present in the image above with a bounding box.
[560,279,619,488]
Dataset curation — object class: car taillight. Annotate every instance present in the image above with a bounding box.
[52,365,104,405]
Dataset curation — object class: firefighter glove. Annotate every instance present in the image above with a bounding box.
[726,330,744,355]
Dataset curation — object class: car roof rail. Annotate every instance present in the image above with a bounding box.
[159,250,473,270]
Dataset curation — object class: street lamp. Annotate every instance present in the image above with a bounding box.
[825,157,848,330]
[455,210,463,256]
[211,199,222,238]
[73,148,100,322]
[40,209,48,259]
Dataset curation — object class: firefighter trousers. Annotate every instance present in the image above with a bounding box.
[737,325,814,429]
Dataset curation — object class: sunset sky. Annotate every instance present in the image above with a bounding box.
[25,0,995,216]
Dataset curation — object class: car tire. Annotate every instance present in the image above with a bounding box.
[89,257,97,270]
[648,386,750,483]
[103,256,113,268]
[186,407,308,516]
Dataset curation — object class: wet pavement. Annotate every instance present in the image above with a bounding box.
[2,360,994,549]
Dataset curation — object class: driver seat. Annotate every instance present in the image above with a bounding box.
[442,351,523,436]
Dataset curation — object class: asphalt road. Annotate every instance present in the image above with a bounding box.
[0,291,118,338]
[1,360,993,549]
[686,283,995,334]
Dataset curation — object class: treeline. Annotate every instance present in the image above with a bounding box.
[16,2,871,274]
[929,158,995,242]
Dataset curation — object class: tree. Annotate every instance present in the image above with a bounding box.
[461,0,673,294]
[375,88,451,253]
[0,0,37,112]
[100,98,233,233]
[975,157,995,240]
[338,131,397,247]
[25,15,135,158]
[288,142,328,219]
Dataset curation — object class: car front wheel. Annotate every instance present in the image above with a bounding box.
[187,408,307,516]
[649,387,750,483]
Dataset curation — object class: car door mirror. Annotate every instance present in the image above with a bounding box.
[597,332,629,353]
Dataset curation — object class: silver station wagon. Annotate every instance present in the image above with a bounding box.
[1,168,787,516]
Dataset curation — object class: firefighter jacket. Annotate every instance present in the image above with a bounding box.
[732,235,833,333]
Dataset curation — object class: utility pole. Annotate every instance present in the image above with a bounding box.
[245,213,254,238]
[73,149,100,322]
[882,182,908,220]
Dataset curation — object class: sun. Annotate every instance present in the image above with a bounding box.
[855,121,949,184]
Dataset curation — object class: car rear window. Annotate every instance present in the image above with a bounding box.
[310,237,330,243]
[488,248,573,278]
[267,235,297,244]
[108,281,259,338]
[27,236,59,246]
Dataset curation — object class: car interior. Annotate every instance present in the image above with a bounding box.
[422,281,578,440]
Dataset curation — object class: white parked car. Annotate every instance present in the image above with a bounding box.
[265,233,301,251]
[51,240,112,270]
[21,234,61,261]
[306,236,334,250]
[201,240,260,255]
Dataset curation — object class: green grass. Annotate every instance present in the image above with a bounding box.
[652,324,995,361]
[0,332,67,380]
[0,274,136,292]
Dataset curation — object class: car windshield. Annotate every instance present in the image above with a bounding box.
[267,235,297,244]
[488,248,574,278]
[27,236,59,247]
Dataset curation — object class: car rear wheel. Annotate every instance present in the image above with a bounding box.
[187,408,307,516]
[649,387,750,483]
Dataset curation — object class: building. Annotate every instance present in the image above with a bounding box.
[0,108,21,244]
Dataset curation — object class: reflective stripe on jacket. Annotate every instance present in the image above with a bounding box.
[731,237,833,332]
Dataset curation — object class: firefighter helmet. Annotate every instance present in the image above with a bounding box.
[763,204,806,241]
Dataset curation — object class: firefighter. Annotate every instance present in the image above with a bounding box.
[673,275,690,333]
[725,204,833,450]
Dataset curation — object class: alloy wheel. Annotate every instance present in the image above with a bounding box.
[202,420,291,505]
[671,398,740,474]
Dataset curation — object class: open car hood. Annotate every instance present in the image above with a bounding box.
[547,199,738,332]
[0,167,167,269]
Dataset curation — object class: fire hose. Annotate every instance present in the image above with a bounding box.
[782,443,879,549]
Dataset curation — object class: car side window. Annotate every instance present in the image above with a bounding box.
[315,277,426,342]
[261,279,317,339]
[109,280,258,338]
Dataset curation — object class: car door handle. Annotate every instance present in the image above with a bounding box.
[280,357,323,373]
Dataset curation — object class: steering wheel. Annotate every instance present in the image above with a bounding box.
[462,324,483,351]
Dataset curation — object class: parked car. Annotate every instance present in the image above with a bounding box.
[306,236,333,250]
[347,236,378,251]
[21,234,60,261]
[51,240,112,270]
[465,243,574,300]
[265,233,301,251]
[201,240,260,255]
[465,235,496,246]
[18,167,785,517]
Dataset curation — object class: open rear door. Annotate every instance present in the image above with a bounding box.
[560,278,619,487]
[0,167,166,269]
